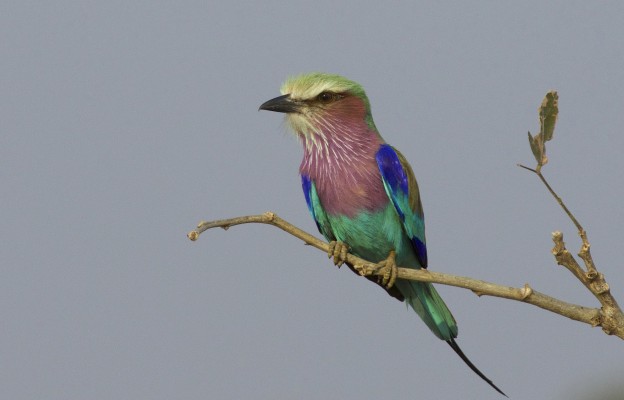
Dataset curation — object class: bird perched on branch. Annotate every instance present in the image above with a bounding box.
[260,72,506,396]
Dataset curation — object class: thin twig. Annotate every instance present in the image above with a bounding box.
[518,166,623,338]
[537,169,583,232]
[188,212,622,339]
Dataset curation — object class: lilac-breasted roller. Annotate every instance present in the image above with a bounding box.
[260,72,505,396]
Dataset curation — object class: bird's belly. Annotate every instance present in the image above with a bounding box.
[327,204,418,267]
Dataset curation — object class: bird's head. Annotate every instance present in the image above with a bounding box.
[259,72,378,149]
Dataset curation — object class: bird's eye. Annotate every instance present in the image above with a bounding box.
[317,92,335,103]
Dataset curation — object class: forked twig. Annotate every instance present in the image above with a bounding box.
[517,91,623,337]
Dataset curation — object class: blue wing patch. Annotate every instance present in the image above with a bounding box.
[301,175,314,214]
[376,144,428,268]
[376,145,409,194]
[301,174,321,232]
[376,145,409,221]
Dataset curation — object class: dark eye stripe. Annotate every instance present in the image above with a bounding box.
[316,91,345,103]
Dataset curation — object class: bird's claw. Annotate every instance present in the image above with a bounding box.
[377,250,398,289]
[327,240,349,267]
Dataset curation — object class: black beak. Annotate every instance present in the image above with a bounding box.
[259,94,302,113]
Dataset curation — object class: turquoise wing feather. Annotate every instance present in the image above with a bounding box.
[301,174,335,241]
[375,144,428,268]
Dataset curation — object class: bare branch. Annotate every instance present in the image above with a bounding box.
[518,91,624,338]
[187,212,622,339]
[551,230,622,336]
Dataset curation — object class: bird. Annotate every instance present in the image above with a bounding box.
[259,72,506,396]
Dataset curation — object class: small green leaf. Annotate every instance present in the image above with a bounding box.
[528,131,540,164]
[539,91,558,142]
[525,91,557,169]
[528,131,547,167]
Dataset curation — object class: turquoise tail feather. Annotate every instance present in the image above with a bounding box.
[394,279,458,340]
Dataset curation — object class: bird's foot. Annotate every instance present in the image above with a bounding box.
[327,241,349,267]
[376,250,398,289]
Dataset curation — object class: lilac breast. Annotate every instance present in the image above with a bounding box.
[299,131,389,218]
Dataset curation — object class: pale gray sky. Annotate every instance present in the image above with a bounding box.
[2,2,624,399]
